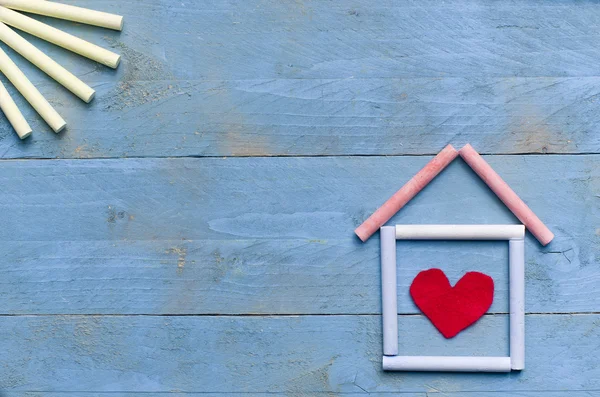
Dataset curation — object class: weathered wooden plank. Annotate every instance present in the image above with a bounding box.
[5,394,597,397]
[2,390,600,397]
[0,314,599,393]
[36,0,600,81]
[2,77,599,158]
[0,155,596,314]
[3,394,596,397]
[439,394,600,397]
[0,393,424,397]
[1,394,597,397]
[2,392,599,396]
[435,394,600,397]
[1,0,600,157]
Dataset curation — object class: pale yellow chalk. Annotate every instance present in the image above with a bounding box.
[0,22,95,102]
[0,6,120,68]
[0,79,32,139]
[0,0,123,31]
[0,46,65,133]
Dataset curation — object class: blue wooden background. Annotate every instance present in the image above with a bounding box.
[0,0,599,395]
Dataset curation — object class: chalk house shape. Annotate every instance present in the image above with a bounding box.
[380,225,525,372]
[356,144,552,371]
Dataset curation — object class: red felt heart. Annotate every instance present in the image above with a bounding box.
[410,268,494,339]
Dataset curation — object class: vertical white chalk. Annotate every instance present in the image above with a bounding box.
[382,356,512,372]
[0,6,120,68]
[380,226,398,356]
[509,238,525,370]
[0,0,124,31]
[0,79,31,139]
[0,21,95,102]
[0,46,65,132]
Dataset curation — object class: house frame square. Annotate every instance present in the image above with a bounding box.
[380,225,525,372]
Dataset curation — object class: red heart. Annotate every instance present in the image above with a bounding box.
[410,268,494,339]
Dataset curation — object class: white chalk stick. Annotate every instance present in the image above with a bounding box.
[0,79,31,138]
[0,0,123,31]
[0,21,95,102]
[509,238,525,370]
[380,226,398,356]
[395,225,525,241]
[0,46,65,132]
[382,356,512,372]
[0,6,120,68]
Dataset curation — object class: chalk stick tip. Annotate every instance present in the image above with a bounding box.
[84,90,96,103]
[19,129,32,140]
[539,231,555,246]
[459,143,475,153]
[117,17,124,31]
[445,144,458,153]
[54,122,67,134]
[514,224,525,238]
[108,55,121,69]
[354,227,369,242]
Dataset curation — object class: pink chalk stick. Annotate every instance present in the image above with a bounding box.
[355,144,459,242]
[459,144,554,246]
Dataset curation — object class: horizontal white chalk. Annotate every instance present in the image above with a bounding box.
[395,225,525,240]
[382,356,512,372]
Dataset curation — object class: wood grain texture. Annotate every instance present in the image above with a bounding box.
[0,1,598,395]
[2,394,599,397]
[1,394,427,397]
[6,395,597,397]
[1,0,600,157]
[1,394,597,397]
[0,314,599,394]
[0,155,597,315]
